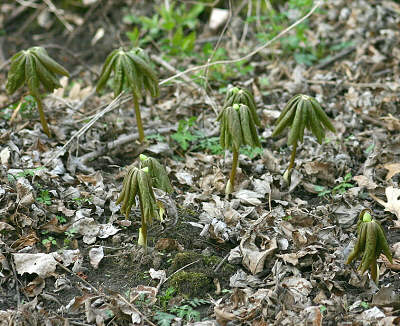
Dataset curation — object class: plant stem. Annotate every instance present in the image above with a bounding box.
[227,149,239,194]
[288,142,297,173]
[35,96,51,137]
[138,196,147,252]
[284,142,297,185]
[133,94,145,142]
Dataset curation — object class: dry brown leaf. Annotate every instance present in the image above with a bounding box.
[353,175,378,189]
[22,277,45,297]
[370,186,400,226]
[383,163,400,180]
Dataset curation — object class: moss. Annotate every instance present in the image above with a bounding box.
[168,271,213,297]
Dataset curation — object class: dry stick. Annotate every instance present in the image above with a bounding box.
[56,262,100,294]
[66,0,101,45]
[44,91,126,166]
[150,54,198,91]
[44,2,321,167]
[314,45,356,70]
[10,259,21,308]
[42,0,74,32]
[239,0,251,47]
[116,294,157,326]
[78,125,176,164]
[164,260,201,284]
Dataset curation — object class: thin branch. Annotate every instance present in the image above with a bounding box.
[42,0,74,32]
[117,294,157,326]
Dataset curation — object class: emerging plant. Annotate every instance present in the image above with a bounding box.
[6,46,70,137]
[116,166,159,250]
[222,87,261,127]
[271,94,336,184]
[96,47,159,143]
[218,99,261,194]
[346,209,393,284]
[139,154,173,193]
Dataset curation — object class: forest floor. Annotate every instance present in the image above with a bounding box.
[1,0,400,325]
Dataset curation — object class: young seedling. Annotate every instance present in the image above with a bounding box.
[116,166,159,250]
[96,47,159,143]
[223,87,261,125]
[139,154,173,193]
[218,102,260,194]
[6,46,69,137]
[346,209,393,285]
[271,94,336,184]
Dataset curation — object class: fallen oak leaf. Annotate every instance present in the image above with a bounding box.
[383,163,400,180]
[370,186,400,227]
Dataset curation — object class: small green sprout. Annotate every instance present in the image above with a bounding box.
[6,46,69,137]
[96,47,159,143]
[346,209,393,285]
[116,165,160,250]
[271,94,336,184]
[222,87,261,126]
[139,154,173,193]
[218,98,260,194]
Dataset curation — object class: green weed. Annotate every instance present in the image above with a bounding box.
[315,173,354,197]
[37,189,52,206]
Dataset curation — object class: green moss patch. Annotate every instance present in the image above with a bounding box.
[168,271,213,297]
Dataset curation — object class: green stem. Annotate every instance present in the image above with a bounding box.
[226,149,239,194]
[35,96,51,137]
[133,94,145,142]
[283,142,297,185]
[138,196,147,252]
[288,142,297,173]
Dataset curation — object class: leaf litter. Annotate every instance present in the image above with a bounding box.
[1,0,400,325]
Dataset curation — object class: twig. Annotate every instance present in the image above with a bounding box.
[10,258,21,308]
[56,262,100,293]
[165,259,201,283]
[213,254,229,273]
[78,125,177,163]
[117,294,157,326]
[150,54,198,91]
[239,0,251,47]
[42,0,74,32]
[44,91,126,166]
[314,45,356,70]
[66,0,101,45]
[306,80,397,91]
[359,113,388,129]
[159,1,322,86]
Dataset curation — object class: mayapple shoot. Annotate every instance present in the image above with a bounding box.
[139,154,173,194]
[6,46,70,137]
[96,47,159,142]
[271,94,336,184]
[218,94,260,194]
[116,155,173,250]
[346,209,393,285]
[116,166,159,250]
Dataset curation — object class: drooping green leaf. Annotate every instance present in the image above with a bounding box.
[139,154,173,193]
[31,47,69,77]
[6,52,27,94]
